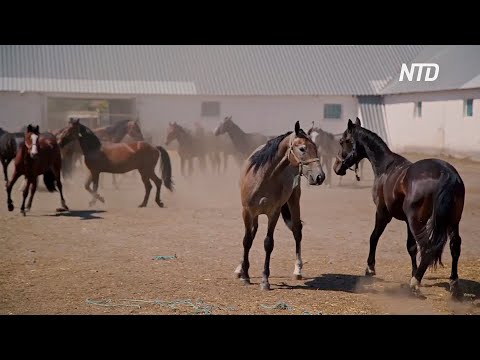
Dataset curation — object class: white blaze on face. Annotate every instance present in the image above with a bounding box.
[30,134,39,157]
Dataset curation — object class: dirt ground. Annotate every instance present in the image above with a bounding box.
[1,151,479,315]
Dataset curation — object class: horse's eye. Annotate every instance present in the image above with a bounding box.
[299,146,306,153]
[340,138,344,145]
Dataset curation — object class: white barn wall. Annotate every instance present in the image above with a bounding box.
[136,95,358,144]
[0,92,46,131]
[384,89,480,159]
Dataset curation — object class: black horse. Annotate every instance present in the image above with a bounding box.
[333,118,465,299]
[0,127,26,184]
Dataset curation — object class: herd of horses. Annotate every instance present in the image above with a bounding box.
[0,115,466,302]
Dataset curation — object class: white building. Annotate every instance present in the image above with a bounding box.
[1,45,479,158]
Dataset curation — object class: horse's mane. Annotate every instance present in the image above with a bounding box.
[354,126,390,155]
[247,129,310,173]
[80,123,102,150]
[312,126,335,141]
[105,119,130,136]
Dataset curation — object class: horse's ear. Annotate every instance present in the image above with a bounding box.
[307,121,314,135]
[355,117,362,127]
[347,119,354,131]
[35,125,40,132]
[26,124,32,132]
[294,121,301,136]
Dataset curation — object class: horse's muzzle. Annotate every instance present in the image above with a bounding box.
[333,158,346,176]
[309,173,325,186]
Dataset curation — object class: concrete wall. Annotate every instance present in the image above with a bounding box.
[136,94,358,144]
[384,89,480,159]
[0,92,46,131]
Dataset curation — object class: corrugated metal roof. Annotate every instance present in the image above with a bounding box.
[0,45,425,96]
[380,45,480,95]
[358,96,389,145]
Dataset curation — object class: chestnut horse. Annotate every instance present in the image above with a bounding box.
[334,118,465,299]
[235,121,325,291]
[58,119,173,208]
[6,124,69,215]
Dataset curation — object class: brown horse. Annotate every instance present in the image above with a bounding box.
[235,121,325,290]
[58,119,173,208]
[333,118,465,299]
[165,122,208,176]
[94,119,145,189]
[6,124,69,215]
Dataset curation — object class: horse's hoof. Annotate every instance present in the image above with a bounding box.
[21,210,26,216]
[8,203,14,212]
[88,201,95,207]
[56,207,68,212]
[98,196,105,203]
[449,279,463,301]
[293,274,303,280]
[156,200,164,208]
[260,282,271,291]
[234,272,242,279]
[365,267,376,276]
[240,278,251,285]
[138,204,146,208]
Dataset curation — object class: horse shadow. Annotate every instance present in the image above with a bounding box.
[276,273,386,295]
[424,278,480,303]
[45,210,106,220]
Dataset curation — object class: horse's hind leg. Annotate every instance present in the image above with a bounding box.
[448,224,462,299]
[234,208,257,284]
[149,171,164,208]
[20,177,31,216]
[138,170,153,208]
[6,170,22,212]
[406,223,418,277]
[1,158,9,183]
[260,209,281,290]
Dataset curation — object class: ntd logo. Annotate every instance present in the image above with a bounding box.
[399,63,439,82]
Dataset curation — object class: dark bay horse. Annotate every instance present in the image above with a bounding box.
[0,127,27,184]
[235,121,325,290]
[307,122,364,186]
[213,116,269,159]
[333,118,465,299]
[165,122,208,176]
[58,119,173,208]
[6,125,69,215]
[193,121,243,174]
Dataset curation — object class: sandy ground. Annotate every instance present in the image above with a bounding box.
[0,152,479,315]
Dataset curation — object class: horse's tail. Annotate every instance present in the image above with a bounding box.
[156,146,174,192]
[419,172,460,269]
[43,168,57,192]
[281,203,293,231]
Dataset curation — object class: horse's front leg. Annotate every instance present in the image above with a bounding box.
[25,176,38,213]
[366,208,392,276]
[20,177,32,216]
[86,172,105,207]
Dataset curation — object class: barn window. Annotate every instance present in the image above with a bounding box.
[414,101,422,118]
[323,104,342,119]
[201,101,220,117]
[464,99,473,117]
